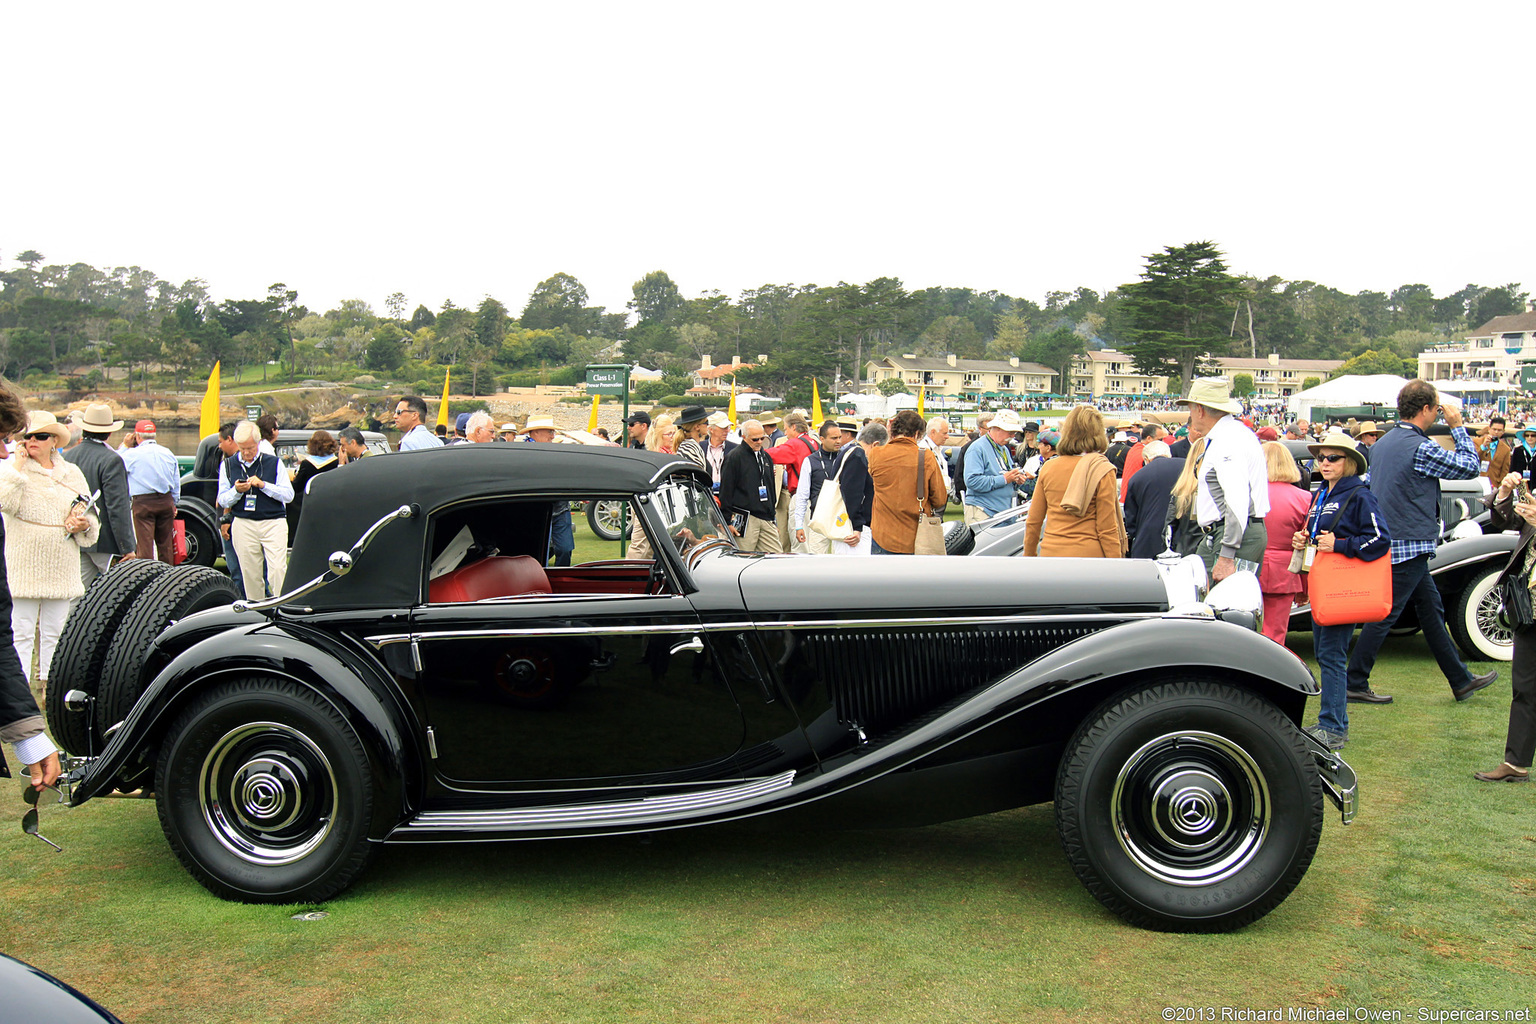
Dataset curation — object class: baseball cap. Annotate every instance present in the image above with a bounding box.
[135,419,156,434]
[626,411,651,426]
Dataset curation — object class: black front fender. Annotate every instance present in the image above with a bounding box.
[70,624,423,840]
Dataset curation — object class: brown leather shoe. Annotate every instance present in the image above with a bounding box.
[1453,669,1498,702]
[1473,763,1529,783]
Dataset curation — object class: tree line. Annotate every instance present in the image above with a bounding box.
[0,244,1526,405]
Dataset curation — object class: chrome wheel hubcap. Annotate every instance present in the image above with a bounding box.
[1112,730,1270,886]
[200,722,336,865]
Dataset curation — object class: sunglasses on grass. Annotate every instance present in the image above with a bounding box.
[22,784,63,852]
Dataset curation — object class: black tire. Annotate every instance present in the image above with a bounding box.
[1449,564,1512,663]
[96,566,240,736]
[943,519,975,556]
[155,677,375,902]
[1055,679,1324,933]
[587,499,631,542]
[176,509,219,568]
[45,559,171,756]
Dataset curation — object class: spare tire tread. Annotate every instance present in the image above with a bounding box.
[45,560,172,756]
[96,566,240,736]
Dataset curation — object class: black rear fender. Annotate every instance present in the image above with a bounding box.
[71,624,423,839]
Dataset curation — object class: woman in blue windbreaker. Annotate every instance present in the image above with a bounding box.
[1290,431,1391,751]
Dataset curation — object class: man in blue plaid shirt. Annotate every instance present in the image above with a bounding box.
[1345,380,1498,704]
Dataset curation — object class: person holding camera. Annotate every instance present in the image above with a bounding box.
[1345,380,1498,704]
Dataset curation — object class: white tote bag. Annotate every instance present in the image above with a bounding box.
[808,457,851,540]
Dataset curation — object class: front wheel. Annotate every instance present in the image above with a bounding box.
[1449,564,1513,663]
[1055,679,1323,932]
[587,499,631,542]
[156,677,375,903]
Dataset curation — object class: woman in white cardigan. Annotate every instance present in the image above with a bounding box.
[0,410,99,704]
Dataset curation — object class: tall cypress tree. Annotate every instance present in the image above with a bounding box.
[1118,241,1241,395]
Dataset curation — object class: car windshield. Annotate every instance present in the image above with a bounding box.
[650,475,735,560]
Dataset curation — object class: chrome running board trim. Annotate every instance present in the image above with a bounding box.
[400,770,797,833]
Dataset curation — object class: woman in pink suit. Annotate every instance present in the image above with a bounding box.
[1259,441,1312,644]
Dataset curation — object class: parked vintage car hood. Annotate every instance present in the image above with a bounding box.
[730,553,1170,617]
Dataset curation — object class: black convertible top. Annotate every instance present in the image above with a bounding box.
[286,443,702,610]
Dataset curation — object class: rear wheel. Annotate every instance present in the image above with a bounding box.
[1056,679,1323,932]
[943,519,975,555]
[46,560,170,756]
[97,566,241,736]
[156,677,375,902]
[1450,564,1512,663]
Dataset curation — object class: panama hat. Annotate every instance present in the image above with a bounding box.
[78,403,123,432]
[989,408,1023,433]
[22,410,71,445]
[1176,377,1243,416]
[1308,431,1369,476]
[523,415,556,432]
[1354,421,1384,439]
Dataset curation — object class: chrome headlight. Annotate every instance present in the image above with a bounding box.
[1156,552,1208,609]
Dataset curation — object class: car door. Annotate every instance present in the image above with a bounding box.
[408,501,747,792]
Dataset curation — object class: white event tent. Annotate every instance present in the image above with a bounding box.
[1285,375,1460,421]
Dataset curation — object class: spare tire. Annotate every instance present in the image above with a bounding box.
[944,519,975,556]
[96,566,241,736]
[46,559,171,756]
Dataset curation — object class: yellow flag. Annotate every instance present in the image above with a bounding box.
[728,377,737,427]
[588,394,600,431]
[199,361,221,439]
[811,378,825,428]
[436,368,451,428]
[916,384,925,419]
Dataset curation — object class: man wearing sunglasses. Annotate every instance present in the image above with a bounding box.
[394,395,441,451]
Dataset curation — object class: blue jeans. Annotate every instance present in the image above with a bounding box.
[1347,554,1473,692]
[1313,622,1353,736]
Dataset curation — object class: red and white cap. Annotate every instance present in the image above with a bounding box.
[134,419,156,434]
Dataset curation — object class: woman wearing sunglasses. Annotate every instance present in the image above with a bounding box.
[1291,431,1390,750]
[0,408,99,710]
[0,387,63,794]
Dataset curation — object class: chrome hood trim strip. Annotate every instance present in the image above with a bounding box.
[401,770,797,832]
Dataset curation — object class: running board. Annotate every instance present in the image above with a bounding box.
[396,770,798,835]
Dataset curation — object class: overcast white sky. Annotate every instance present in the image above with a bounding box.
[5,2,1532,321]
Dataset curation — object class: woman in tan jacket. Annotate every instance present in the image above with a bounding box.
[1023,405,1125,558]
[866,410,949,555]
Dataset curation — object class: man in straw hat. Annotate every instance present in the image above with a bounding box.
[703,412,736,491]
[1344,379,1497,705]
[963,408,1027,524]
[1176,377,1270,582]
[520,416,573,565]
[1352,420,1385,468]
[61,403,137,589]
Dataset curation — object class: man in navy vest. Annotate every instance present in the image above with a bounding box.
[217,420,295,601]
[1345,380,1498,704]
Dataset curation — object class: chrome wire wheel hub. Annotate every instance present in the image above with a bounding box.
[200,722,337,865]
[1481,588,1514,649]
[1111,730,1270,886]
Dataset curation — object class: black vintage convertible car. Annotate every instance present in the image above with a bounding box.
[54,444,1356,932]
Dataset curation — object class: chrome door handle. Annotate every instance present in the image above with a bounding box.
[670,637,705,656]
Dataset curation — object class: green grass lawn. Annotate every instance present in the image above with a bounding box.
[5,541,1532,1021]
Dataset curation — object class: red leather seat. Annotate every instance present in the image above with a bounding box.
[429,555,552,603]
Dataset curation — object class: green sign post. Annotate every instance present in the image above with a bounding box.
[586,363,633,554]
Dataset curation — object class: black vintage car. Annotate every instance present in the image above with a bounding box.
[54,444,1356,933]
